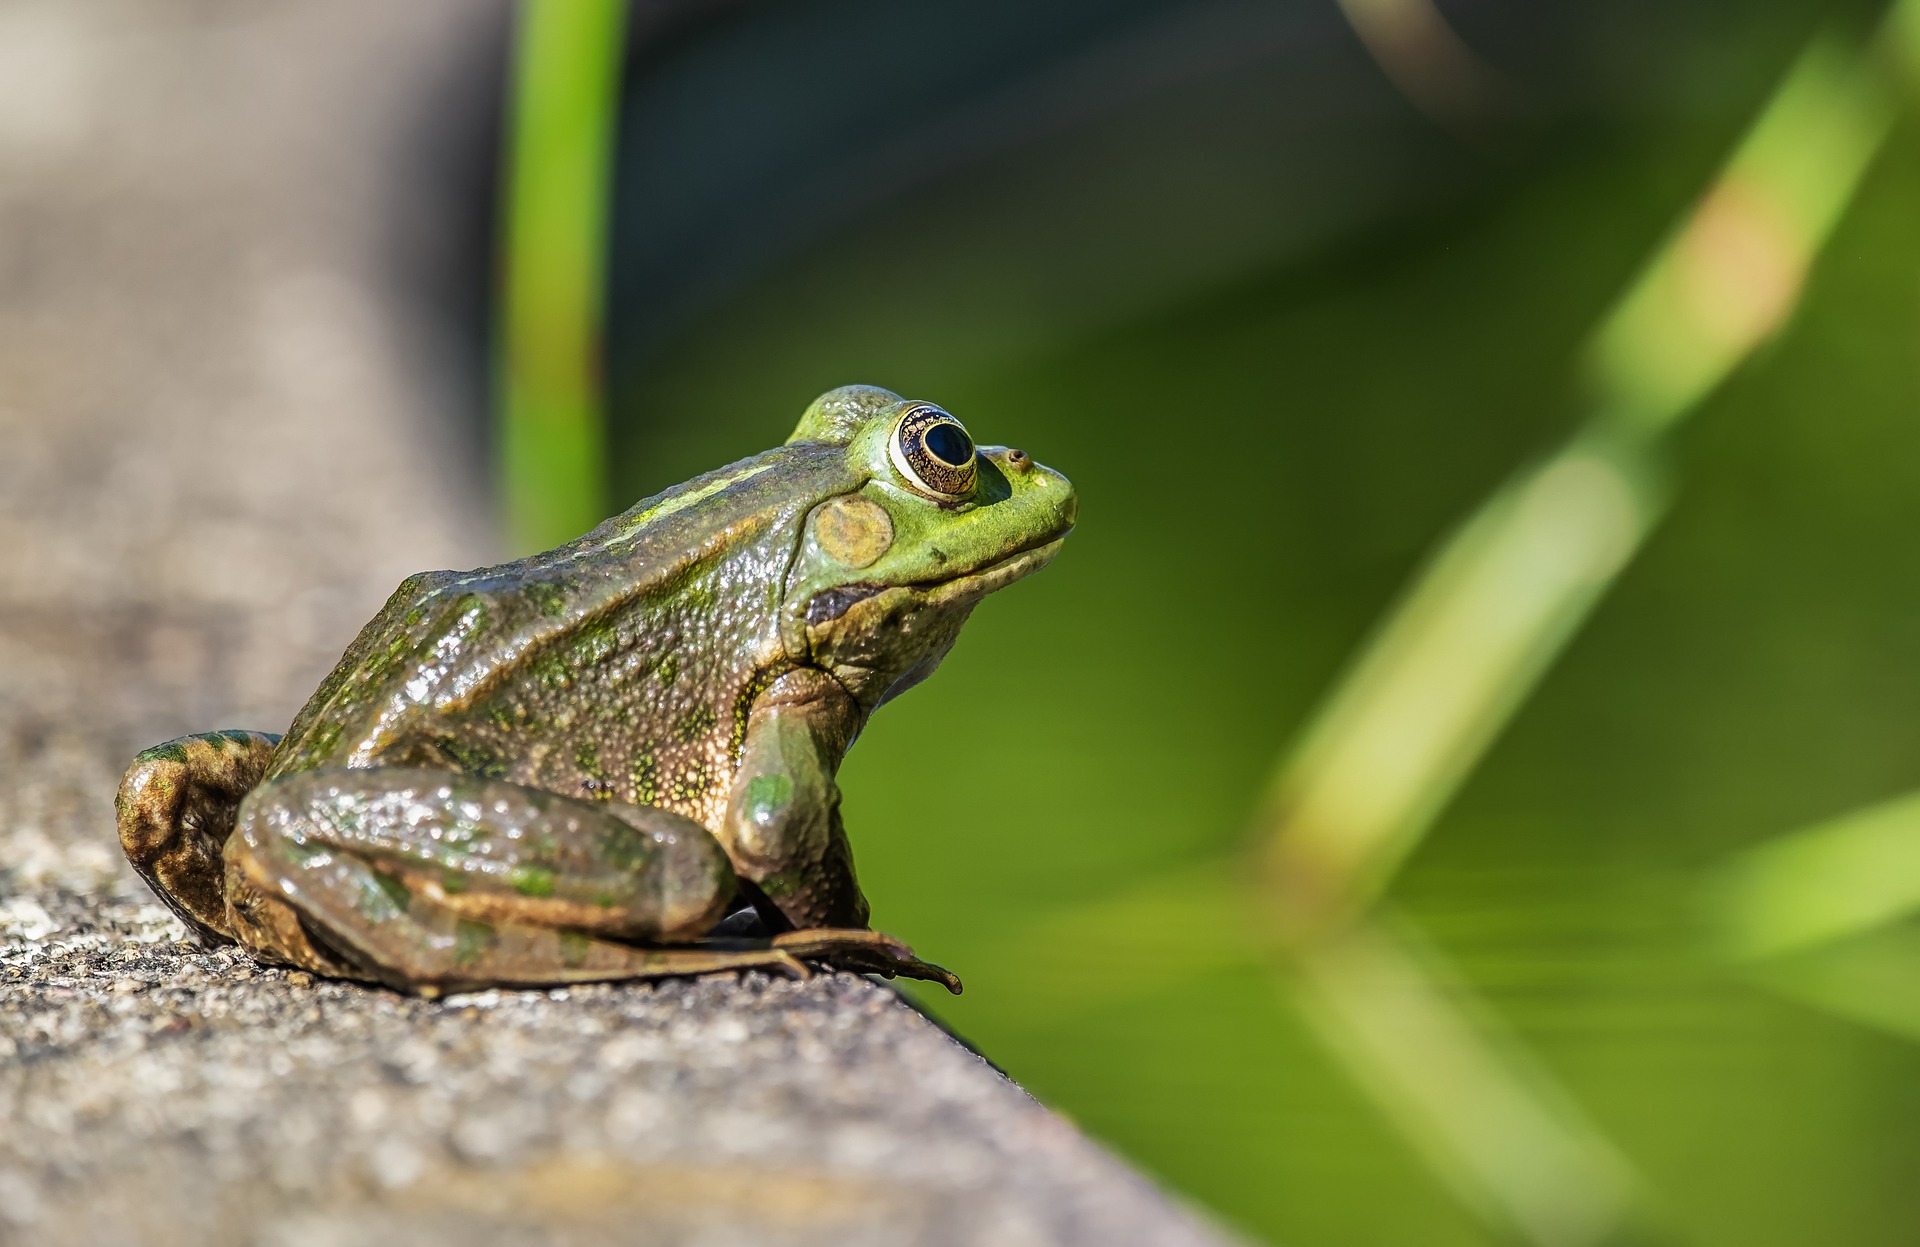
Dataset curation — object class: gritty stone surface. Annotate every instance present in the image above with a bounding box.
[1,891,1225,1247]
[0,4,1235,1245]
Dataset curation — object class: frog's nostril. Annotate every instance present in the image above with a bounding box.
[1005,448,1031,473]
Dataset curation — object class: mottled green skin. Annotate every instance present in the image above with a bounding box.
[268,437,850,827]
[115,385,1074,994]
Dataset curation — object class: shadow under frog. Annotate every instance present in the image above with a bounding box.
[114,386,1075,996]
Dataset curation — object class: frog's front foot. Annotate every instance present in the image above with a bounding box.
[772,928,963,994]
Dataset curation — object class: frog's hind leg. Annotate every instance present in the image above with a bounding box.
[234,834,814,996]
[223,767,819,995]
[115,730,281,942]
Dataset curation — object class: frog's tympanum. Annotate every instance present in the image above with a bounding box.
[115,387,1073,996]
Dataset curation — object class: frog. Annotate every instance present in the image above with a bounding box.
[114,385,1074,997]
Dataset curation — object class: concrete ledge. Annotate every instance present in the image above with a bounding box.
[2,889,1230,1247]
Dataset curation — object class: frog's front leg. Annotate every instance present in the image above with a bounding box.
[222,767,814,995]
[720,670,962,994]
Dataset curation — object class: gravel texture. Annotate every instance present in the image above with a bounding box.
[0,4,1235,1245]
[2,890,1225,1247]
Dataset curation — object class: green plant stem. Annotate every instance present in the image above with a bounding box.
[1285,921,1641,1247]
[497,0,628,555]
[1256,24,1904,943]
[1246,11,1914,1245]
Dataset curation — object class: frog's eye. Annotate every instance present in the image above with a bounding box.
[890,405,977,499]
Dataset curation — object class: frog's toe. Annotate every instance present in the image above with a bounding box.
[896,958,963,995]
[772,928,963,995]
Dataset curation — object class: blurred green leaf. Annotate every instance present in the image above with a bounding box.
[498,0,627,554]
[1286,920,1644,1247]
[1741,922,1920,1044]
[1247,15,1911,1245]
[1259,25,1905,940]
[1710,789,1920,962]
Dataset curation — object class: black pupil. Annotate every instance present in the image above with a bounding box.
[924,422,973,466]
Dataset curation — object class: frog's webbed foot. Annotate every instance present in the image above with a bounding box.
[773,928,963,995]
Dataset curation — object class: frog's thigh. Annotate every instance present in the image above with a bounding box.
[228,827,807,993]
[224,768,754,992]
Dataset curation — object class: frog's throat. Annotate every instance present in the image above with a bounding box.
[800,536,1066,630]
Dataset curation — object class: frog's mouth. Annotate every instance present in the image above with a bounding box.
[804,535,1067,626]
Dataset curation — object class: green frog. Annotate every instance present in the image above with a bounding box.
[114,386,1074,996]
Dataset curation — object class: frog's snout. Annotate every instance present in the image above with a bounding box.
[963,444,1076,556]
[1040,461,1078,533]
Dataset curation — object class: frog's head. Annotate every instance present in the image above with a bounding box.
[781,385,1076,711]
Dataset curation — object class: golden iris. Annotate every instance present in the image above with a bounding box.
[890,405,977,498]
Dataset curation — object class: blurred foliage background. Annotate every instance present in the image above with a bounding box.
[499,1,1920,1243]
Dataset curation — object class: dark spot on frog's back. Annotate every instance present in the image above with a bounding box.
[806,584,884,625]
[484,698,529,731]
[280,721,344,772]
[675,704,717,742]
[647,547,724,604]
[670,761,711,803]
[630,751,660,803]
[522,580,568,619]
[568,617,620,666]
[529,650,573,690]
[422,735,508,780]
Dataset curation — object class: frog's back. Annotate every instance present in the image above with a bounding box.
[270,441,856,826]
